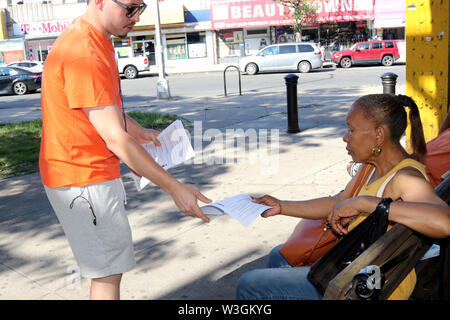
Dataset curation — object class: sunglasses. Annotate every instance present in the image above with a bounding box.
[111,0,147,18]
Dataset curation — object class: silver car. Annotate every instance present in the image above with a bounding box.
[238,42,323,75]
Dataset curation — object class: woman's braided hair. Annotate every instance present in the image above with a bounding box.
[353,94,427,161]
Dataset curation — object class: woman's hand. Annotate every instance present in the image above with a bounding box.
[253,194,282,218]
[328,198,362,235]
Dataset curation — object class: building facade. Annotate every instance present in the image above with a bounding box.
[0,0,407,67]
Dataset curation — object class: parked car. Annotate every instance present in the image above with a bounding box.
[238,42,323,75]
[0,66,42,95]
[331,40,400,68]
[7,60,44,73]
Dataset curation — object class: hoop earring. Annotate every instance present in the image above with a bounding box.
[372,146,382,156]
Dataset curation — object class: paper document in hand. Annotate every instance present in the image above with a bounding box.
[130,120,194,191]
[201,194,272,227]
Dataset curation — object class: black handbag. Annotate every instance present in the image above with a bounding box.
[307,198,392,295]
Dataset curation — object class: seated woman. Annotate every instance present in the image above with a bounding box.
[236,94,450,300]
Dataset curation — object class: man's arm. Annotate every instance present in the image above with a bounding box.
[83,104,211,222]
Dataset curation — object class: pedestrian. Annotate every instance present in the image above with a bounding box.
[236,94,450,300]
[318,42,326,63]
[39,0,211,300]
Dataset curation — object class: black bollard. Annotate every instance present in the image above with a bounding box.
[284,74,300,133]
[380,72,398,95]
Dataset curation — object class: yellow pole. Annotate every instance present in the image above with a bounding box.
[405,0,449,150]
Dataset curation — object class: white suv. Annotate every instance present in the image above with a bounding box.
[239,42,323,75]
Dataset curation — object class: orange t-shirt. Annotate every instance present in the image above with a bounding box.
[39,18,122,188]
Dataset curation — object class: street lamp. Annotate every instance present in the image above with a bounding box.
[154,0,170,99]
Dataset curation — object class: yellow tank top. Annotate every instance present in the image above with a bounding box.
[348,158,428,300]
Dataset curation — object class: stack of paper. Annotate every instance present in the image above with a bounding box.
[130,120,194,191]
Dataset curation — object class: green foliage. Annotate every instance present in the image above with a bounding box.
[274,0,318,35]
[0,119,43,178]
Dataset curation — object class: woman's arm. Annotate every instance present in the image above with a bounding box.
[255,168,363,219]
[329,169,450,238]
[256,193,343,220]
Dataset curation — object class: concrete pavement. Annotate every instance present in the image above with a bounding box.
[0,65,406,300]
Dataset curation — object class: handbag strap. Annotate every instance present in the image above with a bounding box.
[349,163,373,198]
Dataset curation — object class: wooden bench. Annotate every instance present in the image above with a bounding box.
[323,175,450,300]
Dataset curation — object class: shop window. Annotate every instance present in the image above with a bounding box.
[245,28,269,37]
[279,45,296,54]
[187,32,207,58]
[372,42,382,49]
[218,30,243,58]
[167,34,187,60]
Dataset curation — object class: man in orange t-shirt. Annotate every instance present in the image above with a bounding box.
[39,0,211,300]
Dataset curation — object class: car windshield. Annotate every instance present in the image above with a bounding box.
[258,46,277,56]
[350,43,358,50]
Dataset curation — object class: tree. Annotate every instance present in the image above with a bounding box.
[274,0,318,42]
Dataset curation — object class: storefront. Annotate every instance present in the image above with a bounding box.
[127,1,213,66]
[112,35,156,65]
[374,0,406,61]
[0,39,25,66]
[210,0,375,62]
[374,0,405,39]
[4,19,72,63]
[166,31,208,60]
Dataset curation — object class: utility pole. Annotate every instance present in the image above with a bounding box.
[154,0,170,99]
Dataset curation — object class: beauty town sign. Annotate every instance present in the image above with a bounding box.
[210,0,374,29]
[13,20,72,38]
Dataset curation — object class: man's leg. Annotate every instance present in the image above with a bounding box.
[90,274,123,300]
[44,179,135,299]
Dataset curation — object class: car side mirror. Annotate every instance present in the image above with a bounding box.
[355,48,360,52]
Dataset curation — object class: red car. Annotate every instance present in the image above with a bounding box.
[331,40,400,68]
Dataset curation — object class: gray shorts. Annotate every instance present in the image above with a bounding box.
[44,178,136,279]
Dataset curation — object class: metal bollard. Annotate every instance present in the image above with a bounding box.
[380,72,398,95]
[284,74,300,133]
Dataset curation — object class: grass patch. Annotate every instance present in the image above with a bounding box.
[0,119,43,178]
[127,111,179,130]
[0,111,186,179]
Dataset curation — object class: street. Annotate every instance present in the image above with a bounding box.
[0,64,406,124]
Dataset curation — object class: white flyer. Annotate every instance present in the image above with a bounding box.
[130,120,194,191]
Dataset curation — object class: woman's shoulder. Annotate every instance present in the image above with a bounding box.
[395,158,428,180]
[383,159,430,200]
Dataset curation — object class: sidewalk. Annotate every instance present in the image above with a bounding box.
[0,78,405,300]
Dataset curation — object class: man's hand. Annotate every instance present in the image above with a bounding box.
[170,184,212,223]
[135,128,161,146]
[253,194,281,218]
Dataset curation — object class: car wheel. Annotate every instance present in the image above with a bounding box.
[124,65,138,79]
[298,61,311,73]
[381,55,394,66]
[13,81,28,95]
[340,57,352,68]
[245,63,258,75]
